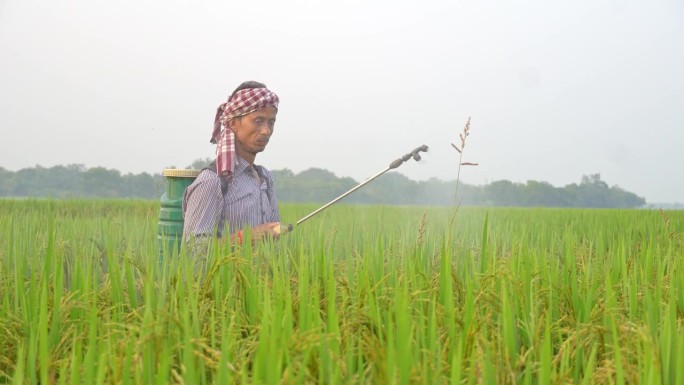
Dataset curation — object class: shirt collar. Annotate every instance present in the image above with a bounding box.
[234,156,261,176]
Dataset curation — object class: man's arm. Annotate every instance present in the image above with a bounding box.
[182,171,224,239]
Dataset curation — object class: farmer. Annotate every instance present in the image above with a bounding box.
[182,81,283,250]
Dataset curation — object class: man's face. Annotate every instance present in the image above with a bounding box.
[230,106,277,156]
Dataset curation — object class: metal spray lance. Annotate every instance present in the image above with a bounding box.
[274,144,429,234]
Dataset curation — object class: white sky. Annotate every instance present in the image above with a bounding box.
[1,0,682,203]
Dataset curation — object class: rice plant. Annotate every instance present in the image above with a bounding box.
[0,199,682,384]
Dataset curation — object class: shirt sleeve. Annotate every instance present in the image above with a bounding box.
[182,171,225,238]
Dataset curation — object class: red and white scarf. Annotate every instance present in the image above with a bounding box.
[211,88,280,177]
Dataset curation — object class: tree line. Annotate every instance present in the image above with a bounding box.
[0,163,646,208]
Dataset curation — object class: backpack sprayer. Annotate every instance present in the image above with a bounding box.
[274,144,429,234]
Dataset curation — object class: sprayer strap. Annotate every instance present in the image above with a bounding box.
[202,160,228,196]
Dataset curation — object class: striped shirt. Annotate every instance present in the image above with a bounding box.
[181,157,280,240]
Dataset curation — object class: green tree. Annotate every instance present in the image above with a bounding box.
[484,180,522,206]
[0,167,14,196]
[522,180,567,207]
[82,167,122,197]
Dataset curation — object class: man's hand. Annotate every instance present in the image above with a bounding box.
[251,222,282,242]
[233,222,282,244]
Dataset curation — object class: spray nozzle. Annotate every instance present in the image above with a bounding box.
[389,144,429,169]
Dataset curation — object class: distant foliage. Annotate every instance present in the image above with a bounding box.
[274,170,646,208]
[0,165,165,199]
[0,165,646,208]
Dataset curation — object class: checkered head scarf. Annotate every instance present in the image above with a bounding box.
[211,87,279,177]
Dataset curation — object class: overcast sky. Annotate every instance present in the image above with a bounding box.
[1,0,682,203]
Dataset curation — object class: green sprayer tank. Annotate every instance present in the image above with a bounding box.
[158,168,200,257]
